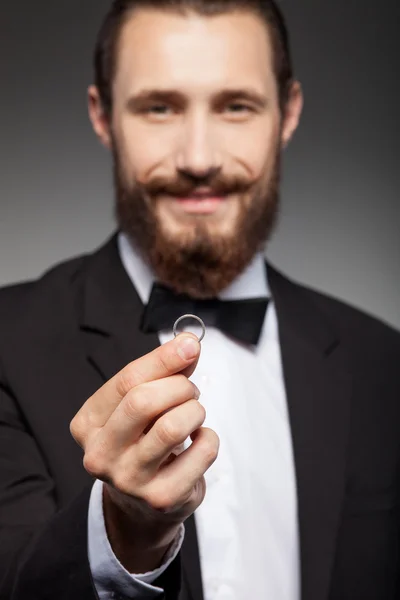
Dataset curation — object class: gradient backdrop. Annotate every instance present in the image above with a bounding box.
[1,1,399,329]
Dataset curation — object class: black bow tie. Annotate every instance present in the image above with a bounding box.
[140,282,269,346]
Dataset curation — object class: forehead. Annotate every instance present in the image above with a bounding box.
[115,9,276,96]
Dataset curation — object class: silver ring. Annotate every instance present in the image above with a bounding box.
[173,314,206,342]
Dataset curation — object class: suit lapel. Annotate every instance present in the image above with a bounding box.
[80,235,204,600]
[268,264,351,600]
[79,235,160,381]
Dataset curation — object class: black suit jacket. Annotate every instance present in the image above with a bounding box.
[0,234,399,600]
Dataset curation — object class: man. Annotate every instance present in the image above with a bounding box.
[0,1,399,599]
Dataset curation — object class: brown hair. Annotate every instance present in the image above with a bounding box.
[94,0,294,116]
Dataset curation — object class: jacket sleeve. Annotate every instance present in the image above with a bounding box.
[0,371,98,599]
[0,378,181,600]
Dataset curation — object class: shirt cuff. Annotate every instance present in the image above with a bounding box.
[88,478,185,598]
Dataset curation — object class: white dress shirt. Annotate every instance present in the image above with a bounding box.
[88,232,300,600]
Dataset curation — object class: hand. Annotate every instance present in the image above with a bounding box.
[70,333,219,573]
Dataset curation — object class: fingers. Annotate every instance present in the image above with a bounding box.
[115,333,200,398]
[138,399,207,472]
[142,428,220,511]
[69,329,214,522]
[82,400,214,508]
[93,375,200,454]
[71,332,201,440]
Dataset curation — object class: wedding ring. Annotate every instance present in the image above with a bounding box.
[173,314,206,342]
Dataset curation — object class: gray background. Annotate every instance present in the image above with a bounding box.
[1,1,399,329]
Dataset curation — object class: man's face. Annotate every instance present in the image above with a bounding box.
[89,9,302,297]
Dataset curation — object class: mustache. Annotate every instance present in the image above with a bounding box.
[141,172,253,198]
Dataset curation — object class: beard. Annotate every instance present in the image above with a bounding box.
[114,146,281,299]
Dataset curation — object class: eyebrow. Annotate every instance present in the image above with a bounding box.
[126,88,269,111]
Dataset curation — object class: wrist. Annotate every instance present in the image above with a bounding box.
[103,483,181,574]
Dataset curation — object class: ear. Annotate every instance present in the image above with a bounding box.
[88,85,112,149]
[280,81,304,148]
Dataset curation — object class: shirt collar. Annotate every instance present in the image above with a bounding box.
[118,231,270,305]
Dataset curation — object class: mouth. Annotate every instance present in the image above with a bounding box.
[168,188,229,215]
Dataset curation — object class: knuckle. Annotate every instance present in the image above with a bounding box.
[117,363,144,397]
[186,399,206,427]
[156,416,180,447]
[123,387,148,420]
[112,471,134,496]
[201,429,220,466]
[70,415,85,446]
[83,449,105,478]
[170,374,198,400]
[142,488,176,513]
[82,438,110,479]
[111,454,144,495]
[133,387,152,413]
[124,384,165,425]
[195,402,206,423]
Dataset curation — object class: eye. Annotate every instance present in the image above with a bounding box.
[146,104,171,115]
[226,103,254,113]
[222,103,256,120]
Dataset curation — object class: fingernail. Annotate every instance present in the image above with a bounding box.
[178,336,199,360]
[193,385,201,399]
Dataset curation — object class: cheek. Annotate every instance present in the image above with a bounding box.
[223,118,281,179]
[113,116,166,182]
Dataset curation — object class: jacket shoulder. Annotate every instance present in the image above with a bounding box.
[0,253,88,337]
[303,282,397,336]
[290,275,400,357]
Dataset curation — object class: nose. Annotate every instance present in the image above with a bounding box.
[175,111,222,179]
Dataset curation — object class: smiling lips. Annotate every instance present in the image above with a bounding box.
[171,188,228,214]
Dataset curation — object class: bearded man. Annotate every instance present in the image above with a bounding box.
[0,2,399,600]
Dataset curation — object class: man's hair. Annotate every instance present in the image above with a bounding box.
[94,0,294,117]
